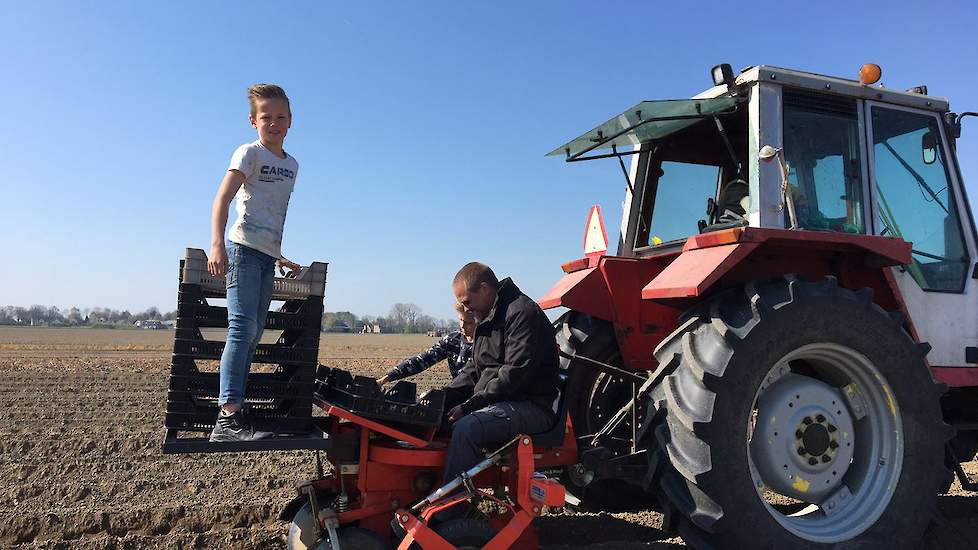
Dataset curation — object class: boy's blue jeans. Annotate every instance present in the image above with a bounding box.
[218,241,276,406]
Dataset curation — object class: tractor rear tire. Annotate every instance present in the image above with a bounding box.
[287,503,388,550]
[641,276,950,549]
[556,311,658,512]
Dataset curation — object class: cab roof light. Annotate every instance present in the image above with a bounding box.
[711,63,736,88]
[859,64,882,86]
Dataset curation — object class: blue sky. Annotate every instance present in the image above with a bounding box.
[2,1,977,320]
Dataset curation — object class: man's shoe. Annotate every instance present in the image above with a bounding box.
[209,408,275,442]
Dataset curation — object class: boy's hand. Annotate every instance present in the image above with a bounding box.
[276,257,302,277]
[208,244,228,277]
[375,375,390,387]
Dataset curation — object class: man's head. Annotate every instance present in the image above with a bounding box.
[453,262,499,320]
[453,302,477,339]
[248,84,291,149]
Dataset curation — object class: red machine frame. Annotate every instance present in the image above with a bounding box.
[290,397,577,549]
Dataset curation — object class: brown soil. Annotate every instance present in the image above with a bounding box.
[0,329,975,549]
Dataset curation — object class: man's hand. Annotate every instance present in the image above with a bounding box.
[208,243,228,277]
[447,404,467,423]
[376,375,390,387]
[276,257,302,277]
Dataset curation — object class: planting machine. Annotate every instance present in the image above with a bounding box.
[162,63,978,549]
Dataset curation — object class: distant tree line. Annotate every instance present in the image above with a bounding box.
[0,305,176,327]
[323,303,456,334]
[1,302,456,334]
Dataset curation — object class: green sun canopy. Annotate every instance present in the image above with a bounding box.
[547,96,742,160]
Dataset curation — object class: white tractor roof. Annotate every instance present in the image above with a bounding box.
[732,65,948,112]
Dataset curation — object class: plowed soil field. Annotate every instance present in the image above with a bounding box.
[1,327,976,549]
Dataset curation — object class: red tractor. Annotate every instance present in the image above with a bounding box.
[539,63,978,547]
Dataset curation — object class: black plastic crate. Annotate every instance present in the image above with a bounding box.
[176,283,324,331]
[314,366,445,427]
[165,357,316,434]
[172,327,320,364]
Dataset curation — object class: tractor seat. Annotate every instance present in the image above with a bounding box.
[530,377,571,448]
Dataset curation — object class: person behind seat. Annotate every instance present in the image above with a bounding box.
[441,262,559,483]
[375,303,476,387]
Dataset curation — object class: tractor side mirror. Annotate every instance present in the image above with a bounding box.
[922,131,937,165]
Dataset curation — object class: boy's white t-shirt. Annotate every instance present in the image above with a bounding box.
[226,140,299,259]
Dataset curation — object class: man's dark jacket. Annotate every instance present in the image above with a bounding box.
[446,277,559,416]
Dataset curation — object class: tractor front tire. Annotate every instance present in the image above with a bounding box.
[556,311,658,512]
[643,276,949,549]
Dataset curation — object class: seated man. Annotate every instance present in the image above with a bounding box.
[376,303,476,387]
[441,262,559,483]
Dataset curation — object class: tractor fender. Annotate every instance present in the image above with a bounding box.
[642,227,911,305]
[541,227,913,373]
[540,255,682,372]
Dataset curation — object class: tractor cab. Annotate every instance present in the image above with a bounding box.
[549,64,975,297]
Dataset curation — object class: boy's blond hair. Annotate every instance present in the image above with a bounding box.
[453,302,475,317]
[248,84,290,116]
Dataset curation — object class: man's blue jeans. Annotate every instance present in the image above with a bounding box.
[218,242,276,406]
[443,401,554,483]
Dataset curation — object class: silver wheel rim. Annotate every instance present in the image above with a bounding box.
[747,343,903,543]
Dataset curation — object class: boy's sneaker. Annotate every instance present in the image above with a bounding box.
[209,408,275,442]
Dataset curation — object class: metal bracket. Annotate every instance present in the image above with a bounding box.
[841,383,868,420]
[947,443,978,492]
[558,349,646,385]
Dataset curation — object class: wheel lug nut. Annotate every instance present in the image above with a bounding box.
[795,430,804,439]
[816,414,826,423]
[827,425,837,433]
[829,441,839,450]
[797,447,807,455]
[821,455,831,463]
[803,416,813,425]
[808,457,818,466]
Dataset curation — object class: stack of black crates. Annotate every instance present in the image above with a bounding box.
[164,248,328,442]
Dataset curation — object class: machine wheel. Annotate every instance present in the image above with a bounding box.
[556,311,657,512]
[431,518,496,549]
[641,276,950,548]
[287,502,389,550]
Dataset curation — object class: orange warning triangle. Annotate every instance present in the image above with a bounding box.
[583,205,608,257]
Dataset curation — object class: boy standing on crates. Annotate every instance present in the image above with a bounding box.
[206,84,302,442]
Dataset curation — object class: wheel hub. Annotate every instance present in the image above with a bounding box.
[801,422,829,456]
[750,373,855,502]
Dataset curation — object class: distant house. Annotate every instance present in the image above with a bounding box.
[328,322,352,333]
[361,323,384,334]
[136,320,166,330]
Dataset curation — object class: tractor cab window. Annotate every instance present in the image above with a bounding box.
[636,162,721,246]
[633,110,748,249]
[782,91,866,234]
[871,106,969,292]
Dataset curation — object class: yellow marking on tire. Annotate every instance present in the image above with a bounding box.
[792,476,810,493]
